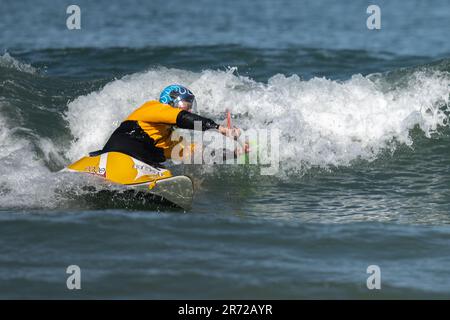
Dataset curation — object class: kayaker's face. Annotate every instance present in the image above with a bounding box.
[176,99,193,112]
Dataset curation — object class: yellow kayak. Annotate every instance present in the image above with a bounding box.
[62,151,193,210]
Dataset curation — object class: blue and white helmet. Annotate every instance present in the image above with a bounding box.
[159,84,197,111]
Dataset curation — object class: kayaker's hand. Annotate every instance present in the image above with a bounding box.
[235,142,250,157]
[218,125,241,139]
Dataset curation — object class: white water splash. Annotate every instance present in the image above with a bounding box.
[65,67,450,173]
[0,109,107,209]
[0,52,37,74]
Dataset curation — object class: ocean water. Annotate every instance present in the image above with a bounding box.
[0,0,450,299]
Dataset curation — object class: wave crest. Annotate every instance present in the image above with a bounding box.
[65,66,450,173]
[0,52,37,74]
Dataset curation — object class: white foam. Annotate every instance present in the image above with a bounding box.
[0,110,98,209]
[0,114,53,207]
[65,67,450,174]
[0,52,37,74]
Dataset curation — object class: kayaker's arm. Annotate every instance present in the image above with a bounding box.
[176,111,242,140]
[176,110,219,131]
[128,102,240,137]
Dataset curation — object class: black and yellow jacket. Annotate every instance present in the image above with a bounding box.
[91,100,219,165]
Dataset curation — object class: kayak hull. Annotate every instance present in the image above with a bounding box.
[63,152,193,210]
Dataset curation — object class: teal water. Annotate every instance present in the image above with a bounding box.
[0,0,450,299]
